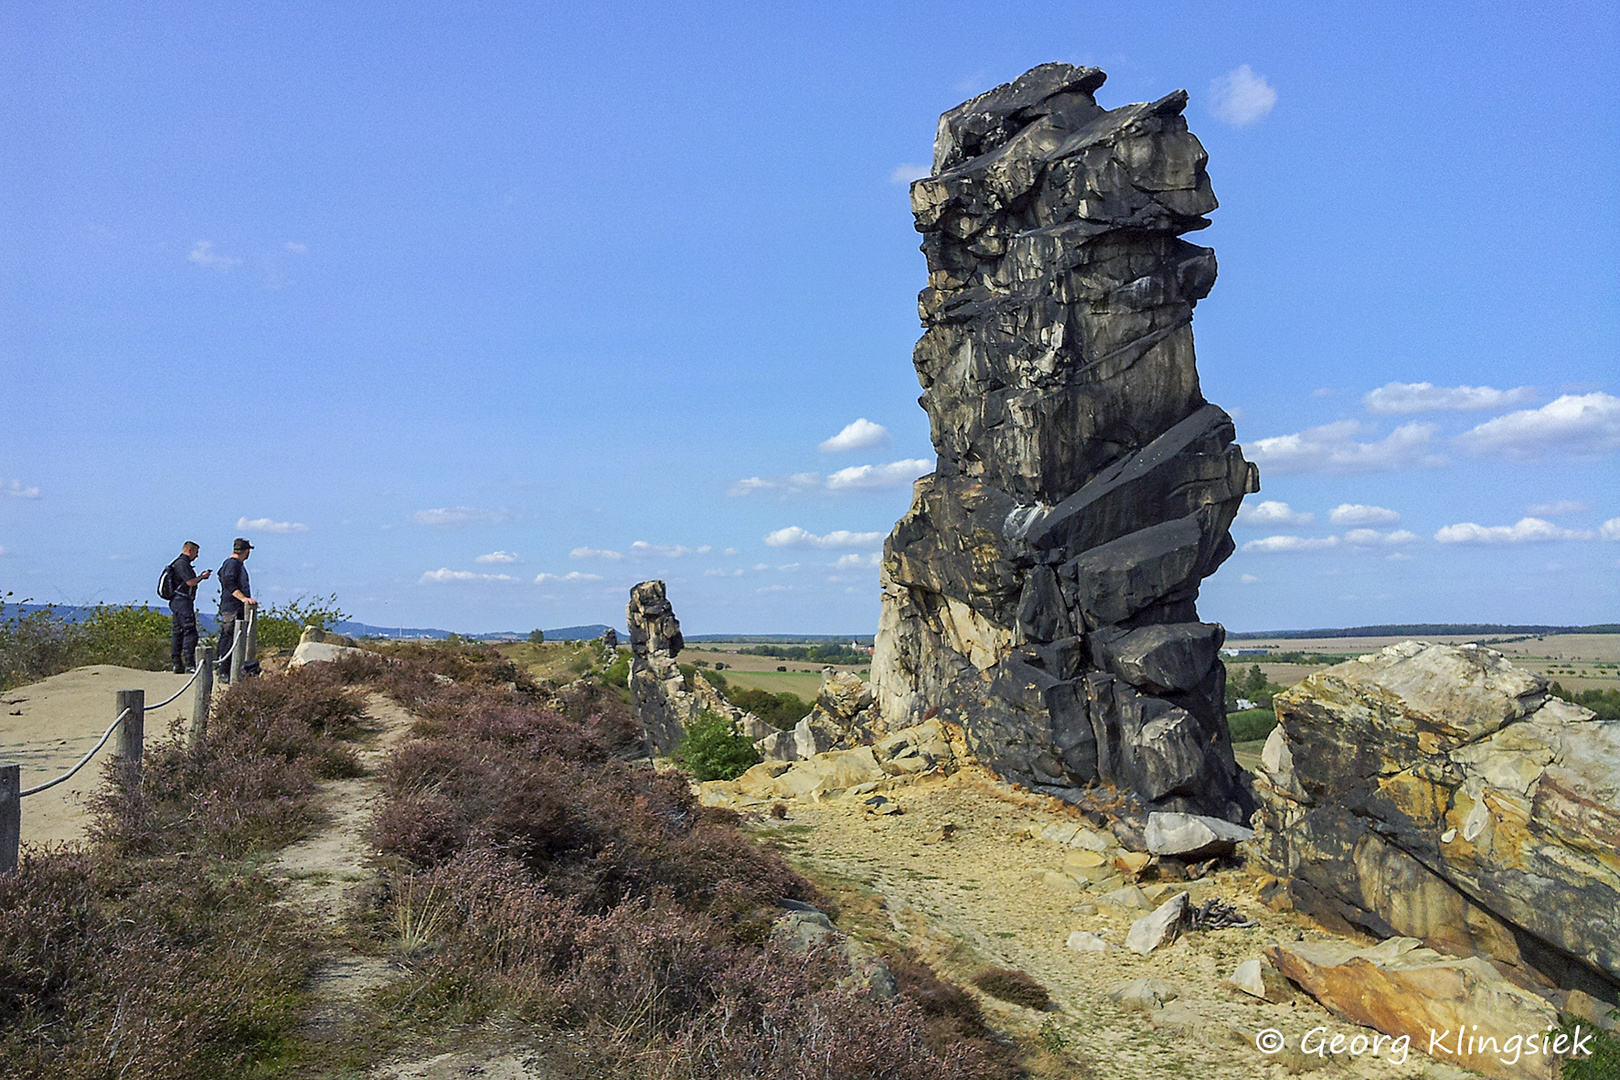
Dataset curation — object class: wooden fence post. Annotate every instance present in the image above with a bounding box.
[230,614,246,684]
[1,763,18,875]
[115,689,144,780]
[191,644,215,750]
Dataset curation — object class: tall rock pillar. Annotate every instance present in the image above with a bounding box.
[871,63,1259,821]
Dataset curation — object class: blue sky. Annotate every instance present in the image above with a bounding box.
[2,1,1616,635]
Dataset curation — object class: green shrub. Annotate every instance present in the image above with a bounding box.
[724,686,809,729]
[1226,708,1277,743]
[675,710,762,782]
[255,593,348,650]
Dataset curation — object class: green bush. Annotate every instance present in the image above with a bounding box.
[675,710,761,782]
[0,597,172,689]
[255,593,348,650]
[1226,708,1277,743]
[723,686,810,729]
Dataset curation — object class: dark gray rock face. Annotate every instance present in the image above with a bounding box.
[871,63,1258,820]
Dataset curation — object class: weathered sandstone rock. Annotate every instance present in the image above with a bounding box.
[289,626,375,667]
[626,581,764,754]
[871,62,1258,821]
[1145,811,1252,858]
[1126,891,1188,954]
[1252,641,1620,1004]
[1267,937,1566,1080]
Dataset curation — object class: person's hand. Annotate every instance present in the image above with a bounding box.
[245,597,259,606]
[201,569,212,579]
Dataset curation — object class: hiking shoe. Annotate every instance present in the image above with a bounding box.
[172,663,186,674]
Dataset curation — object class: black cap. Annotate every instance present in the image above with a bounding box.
[233,537,253,552]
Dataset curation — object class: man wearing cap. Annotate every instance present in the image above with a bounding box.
[166,541,212,674]
[216,537,259,680]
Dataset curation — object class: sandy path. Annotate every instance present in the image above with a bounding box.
[0,665,200,848]
[754,770,1468,1080]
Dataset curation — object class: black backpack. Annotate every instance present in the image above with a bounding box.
[158,563,176,601]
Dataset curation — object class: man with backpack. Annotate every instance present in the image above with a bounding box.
[161,541,212,674]
[215,537,258,681]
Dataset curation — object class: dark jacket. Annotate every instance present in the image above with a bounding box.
[218,557,251,616]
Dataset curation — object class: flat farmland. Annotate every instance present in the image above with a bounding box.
[1228,632,1620,693]
[679,640,871,697]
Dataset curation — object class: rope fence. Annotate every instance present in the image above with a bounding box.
[1,607,256,873]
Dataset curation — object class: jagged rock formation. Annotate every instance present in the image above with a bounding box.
[871,63,1257,820]
[626,581,771,754]
[1252,641,1620,1004]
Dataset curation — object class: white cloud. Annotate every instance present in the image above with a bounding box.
[1526,500,1590,517]
[820,418,892,453]
[570,546,624,560]
[723,547,740,556]
[1240,573,1261,584]
[1341,528,1420,548]
[188,240,241,271]
[1386,552,1414,561]
[419,568,518,584]
[764,526,885,549]
[825,459,932,490]
[728,477,778,496]
[1328,503,1401,526]
[703,568,744,577]
[757,584,792,593]
[1364,382,1536,414]
[412,506,512,526]
[1600,517,1620,541]
[833,552,881,569]
[1208,65,1277,126]
[1433,517,1596,544]
[284,241,307,254]
[534,571,601,583]
[1241,535,1340,554]
[1236,500,1313,527]
[236,516,308,534]
[3,480,40,499]
[727,473,824,497]
[889,163,930,185]
[1455,393,1620,458]
[630,541,694,558]
[1248,420,1442,474]
[475,551,519,564]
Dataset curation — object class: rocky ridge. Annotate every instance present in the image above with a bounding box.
[1251,641,1620,1008]
[871,62,1257,821]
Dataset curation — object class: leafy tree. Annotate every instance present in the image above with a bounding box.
[528,628,545,644]
[256,594,349,650]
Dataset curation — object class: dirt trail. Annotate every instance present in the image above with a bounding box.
[748,768,1471,1080]
[1,665,198,847]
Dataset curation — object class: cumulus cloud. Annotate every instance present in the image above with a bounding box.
[475,551,519,564]
[832,552,881,569]
[1342,528,1420,548]
[1236,500,1313,527]
[1208,65,1277,126]
[412,506,512,526]
[1328,503,1401,526]
[1526,500,1590,517]
[889,163,930,185]
[764,526,885,549]
[570,546,624,560]
[419,568,518,584]
[1455,393,1620,458]
[1240,573,1261,584]
[825,459,932,490]
[1364,382,1536,413]
[1601,518,1620,541]
[820,418,891,452]
[534,571,601,583]
[1241,535,1340,553]
[727,473,824,497]
[3,480,40,499]
[703,568,744,577]
[757,584,792,593]
[1433,517,1596,544]
[629,541,697,558]
[236,516,308,534]
[1248,420,1443,474]
[188,240,241,271]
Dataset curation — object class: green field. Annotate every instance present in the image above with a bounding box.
[707,668,828,696]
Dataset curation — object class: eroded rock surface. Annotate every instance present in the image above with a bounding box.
[1252,641,1620,1003]
[626,580,766,753]
[871,62,1257,820]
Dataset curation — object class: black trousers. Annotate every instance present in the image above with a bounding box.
[169,593,197,669]
[216,611,239,673]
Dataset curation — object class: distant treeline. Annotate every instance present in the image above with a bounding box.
[1229,624,1620,640]
[736,644,868,665]
[1549,683,1620,722]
